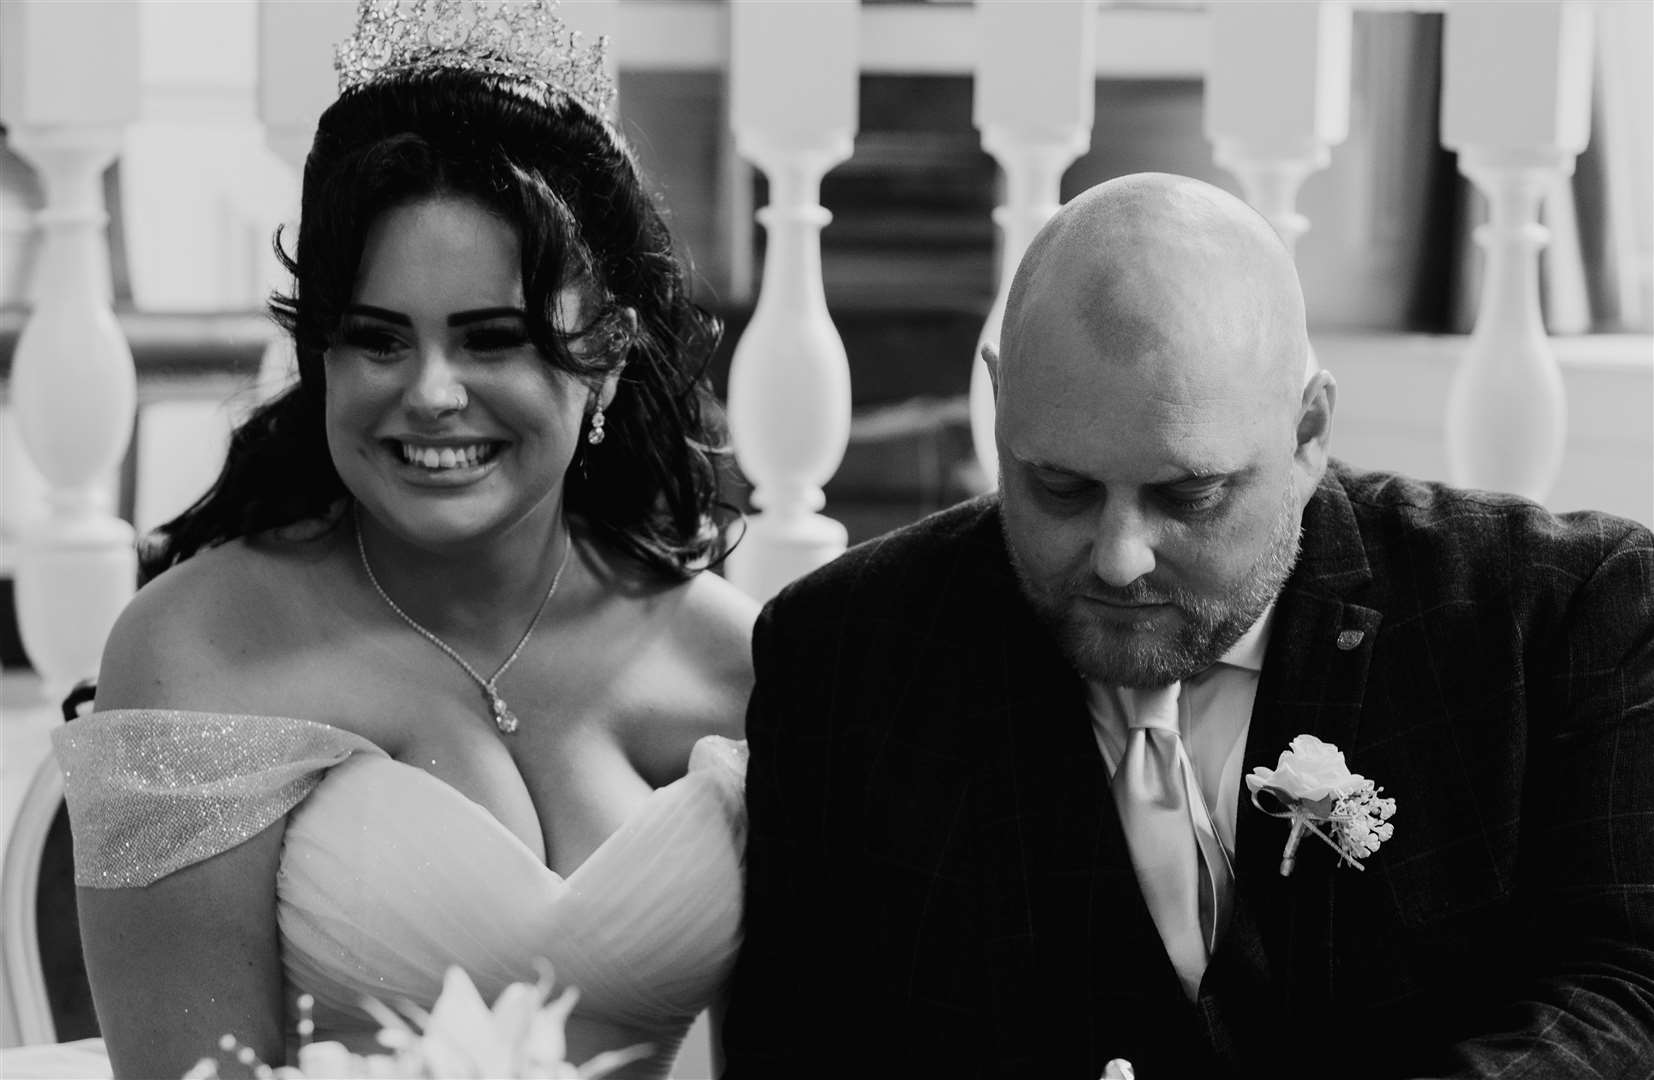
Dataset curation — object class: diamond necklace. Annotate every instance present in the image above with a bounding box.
[354,513,572,735]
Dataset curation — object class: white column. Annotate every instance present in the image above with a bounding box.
[0,0,141,698]
[256,0,358,405]
[1594,0,1654,330]
[0,411,49,554]
[1205,1,1351,387]
[724,0,858,601]
[123,0,277,313]
[1204,1,1352,257]
[1441,1,1593,502]
[967,0,1096,486]
[257,0,355,178]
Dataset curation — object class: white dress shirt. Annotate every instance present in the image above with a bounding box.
[1086,605,1275,865]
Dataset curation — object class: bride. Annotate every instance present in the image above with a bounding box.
[53,3,755,1077]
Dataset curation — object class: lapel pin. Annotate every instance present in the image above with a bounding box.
[1336,630,1364,651]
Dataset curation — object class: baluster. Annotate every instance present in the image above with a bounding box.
[0,410,49,554]
[1441,0,1592,501]
[1,148,49,567]
[0,146,41,308]
[1204,1,1351,258]
[257,0,353,179]
[123,0,272,313]
[967,0,1096,486]
[0,0,141,698]
[1204,1,1351,385]
[255,0,358,406]
[724,0,858,601]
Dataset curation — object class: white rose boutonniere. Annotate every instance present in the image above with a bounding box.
[1244,734,1397,877]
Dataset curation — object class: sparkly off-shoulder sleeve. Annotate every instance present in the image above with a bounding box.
[52,710,384,888]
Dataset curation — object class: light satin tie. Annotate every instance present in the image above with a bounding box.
[1112,682,1230,1001]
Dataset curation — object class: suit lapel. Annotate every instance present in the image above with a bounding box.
[1230,469,1382,1014]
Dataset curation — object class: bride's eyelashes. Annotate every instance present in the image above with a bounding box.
[335,321,532,360]
[339,322,404,358]
[463,324,531,353]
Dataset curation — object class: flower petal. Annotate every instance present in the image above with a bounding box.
[578,1042,655,1078]
[491,980,545,1048]
[526,985,581,1065]
[295,1041,359,1077]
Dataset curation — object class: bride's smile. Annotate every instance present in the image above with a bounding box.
[325,196,609,554]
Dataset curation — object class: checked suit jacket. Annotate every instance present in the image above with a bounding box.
[720,462,1654,1080]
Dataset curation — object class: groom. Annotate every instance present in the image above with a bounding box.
[720,173,1654,1078]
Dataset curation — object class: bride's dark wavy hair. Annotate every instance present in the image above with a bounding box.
[144,69,734,582]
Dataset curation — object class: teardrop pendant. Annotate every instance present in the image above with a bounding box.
[356,508,571,740]
[489,690,519,735]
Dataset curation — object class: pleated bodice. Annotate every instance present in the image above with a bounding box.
[55,711,746,1078]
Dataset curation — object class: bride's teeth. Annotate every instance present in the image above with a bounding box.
[401,443,489,470]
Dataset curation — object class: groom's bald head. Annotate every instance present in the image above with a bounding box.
[990,173,1332,688]
[998,172,1308,408]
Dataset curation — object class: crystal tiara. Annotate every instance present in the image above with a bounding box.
[334,0,616,116]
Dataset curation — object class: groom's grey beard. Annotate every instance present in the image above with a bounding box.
[1006,483,1303,688]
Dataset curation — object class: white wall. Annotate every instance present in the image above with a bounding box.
[1320,332,1653,527]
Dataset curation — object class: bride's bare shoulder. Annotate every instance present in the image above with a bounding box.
[97,530,346,711]
[628,569,757,754]
[672,570,759,676]
[578,533,757,689]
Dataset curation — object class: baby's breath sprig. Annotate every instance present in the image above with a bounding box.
[1330,781,1397,864]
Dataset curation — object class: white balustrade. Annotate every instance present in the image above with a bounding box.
[1594,0,1654,331]
[723,0,857,601]
[0,150,50,547]
[123,0,284,314]
[0,409,49,553]
[132,392,232,538]
[967,0,1097,487]
[0,148,41,310]
[1204,0,1351,384]
[1204,1,1352,257]
[257,0,355,176]
[255,0,360,404]
[611,1,1206,82]
[0,0,141,698]
[1441,0,1593,502]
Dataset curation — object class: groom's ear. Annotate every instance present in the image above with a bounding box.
[981,342,1001,400]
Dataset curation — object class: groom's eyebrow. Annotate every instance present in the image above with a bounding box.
[1009,451,1090,478]
[1012,448,1250,486]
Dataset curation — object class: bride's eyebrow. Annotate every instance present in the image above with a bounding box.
[340,305,528,327]
[449,307,526,327]
[343,303,409,325]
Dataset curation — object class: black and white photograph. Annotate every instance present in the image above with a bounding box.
[0,2,1650,1078]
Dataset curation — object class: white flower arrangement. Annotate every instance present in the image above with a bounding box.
[185,964,649,1079]
[1244,734,1397,877]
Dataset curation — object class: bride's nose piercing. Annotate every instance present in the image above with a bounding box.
[445,388,468,411]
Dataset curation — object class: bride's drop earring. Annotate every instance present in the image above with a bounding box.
[587,405,606,445]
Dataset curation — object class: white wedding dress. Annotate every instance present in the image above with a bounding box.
[11,710,745,1080]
